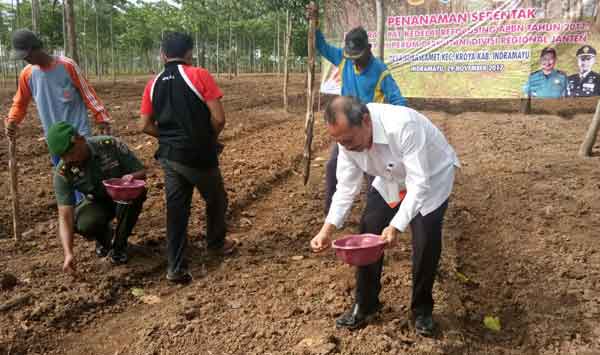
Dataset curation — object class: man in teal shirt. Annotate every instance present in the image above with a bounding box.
[523,47,567,98]
[307,3,406,213]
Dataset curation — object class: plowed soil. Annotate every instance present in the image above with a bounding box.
[1,74,599,355]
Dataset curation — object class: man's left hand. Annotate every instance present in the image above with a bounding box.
[97,122,112,135]
[380,225,400,246]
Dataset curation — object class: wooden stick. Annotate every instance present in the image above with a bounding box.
[579,100,600,157]
[520,96,531,114]
[8,136,20,241]
[303,1,317,186]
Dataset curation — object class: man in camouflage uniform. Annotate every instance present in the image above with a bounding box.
[523,47,567,98]
[567,45,600,97]
[49,122,147,273]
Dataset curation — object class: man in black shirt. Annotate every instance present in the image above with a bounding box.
[139,32,236,284]
[567,45,600,97]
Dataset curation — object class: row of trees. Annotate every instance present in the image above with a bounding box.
[0,0,316,82]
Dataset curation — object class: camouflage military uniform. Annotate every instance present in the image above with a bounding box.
[53,136,146,255]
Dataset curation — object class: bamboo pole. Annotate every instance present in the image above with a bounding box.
[31,0,40,33]
[65,0,79,63]
[376,0,385,60]
[283,10,291,111]
[579,100,600,157]
[8,137,20,242]
[303,2,317,185]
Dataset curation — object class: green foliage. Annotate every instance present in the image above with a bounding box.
[1,0,317,73]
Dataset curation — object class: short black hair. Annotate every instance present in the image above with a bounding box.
[540,47,556,59]
[161,32,194,59]
[324,96,369,126]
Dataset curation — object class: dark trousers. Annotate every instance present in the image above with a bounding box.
[356,187,448,316]
[159,159,228,275]
[75,191,146,251]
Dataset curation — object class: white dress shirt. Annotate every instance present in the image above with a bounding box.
[325,103,460,232]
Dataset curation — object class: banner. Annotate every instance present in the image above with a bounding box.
[321,0,600,98]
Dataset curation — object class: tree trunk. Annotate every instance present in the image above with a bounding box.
[234,37,239,77]
[200,31,206,68]
[228,16,233,80]
[376,0,385,60]
[303,2,317,185]
[62,2,67,53]
[277,13,281,76]
[195,30,201,67]
[283,10,292,111]
[110,4,115,83]
[579,100,600,157]
[94,0,100,79]
[15,0,20,27]
[64,0,79,63]
[82,0,87,74]
[250,37,255,73]
[31,0,40,33]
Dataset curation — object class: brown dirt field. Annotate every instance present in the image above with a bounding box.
[1,74,599,355]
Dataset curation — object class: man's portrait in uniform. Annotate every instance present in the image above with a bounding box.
[523,47,568,99]
[567,45,600,97]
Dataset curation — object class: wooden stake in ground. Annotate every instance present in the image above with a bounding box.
[375,0,385,60]
[303,2,317,185]
[579,100,600,157]
[283,9,292,111]
[8,137,20,241]
[520,96,531,114]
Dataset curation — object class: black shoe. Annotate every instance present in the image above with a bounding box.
[166,270,193,285]
[335,302,382,330]
[109,249,128,265]
[95,241,110,257]
[415,314,434,337]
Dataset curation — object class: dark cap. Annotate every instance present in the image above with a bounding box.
[47,122,76,156]
[540,47,556,58]
[161,32,194,59]
[344,27,370,59]
[11,29,43,60]
[576,45,596,57]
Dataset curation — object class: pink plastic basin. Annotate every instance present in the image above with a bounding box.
[102,178,146,202]
[332,234,386,266]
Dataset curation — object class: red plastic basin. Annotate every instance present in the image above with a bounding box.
[102,178,146,202]
[332,234,386,266]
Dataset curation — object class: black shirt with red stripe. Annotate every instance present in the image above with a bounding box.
[140,61,223,169]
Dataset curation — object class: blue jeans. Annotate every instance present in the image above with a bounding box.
[51,155,84,204]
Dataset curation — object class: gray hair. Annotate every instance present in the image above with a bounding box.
[324,96,369,127]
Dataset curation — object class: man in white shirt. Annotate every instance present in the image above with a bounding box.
[310,96,460,335]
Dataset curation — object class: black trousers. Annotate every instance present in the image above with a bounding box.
[355,187,448,316]
[75,191,146,252]
[159,159,228,275]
